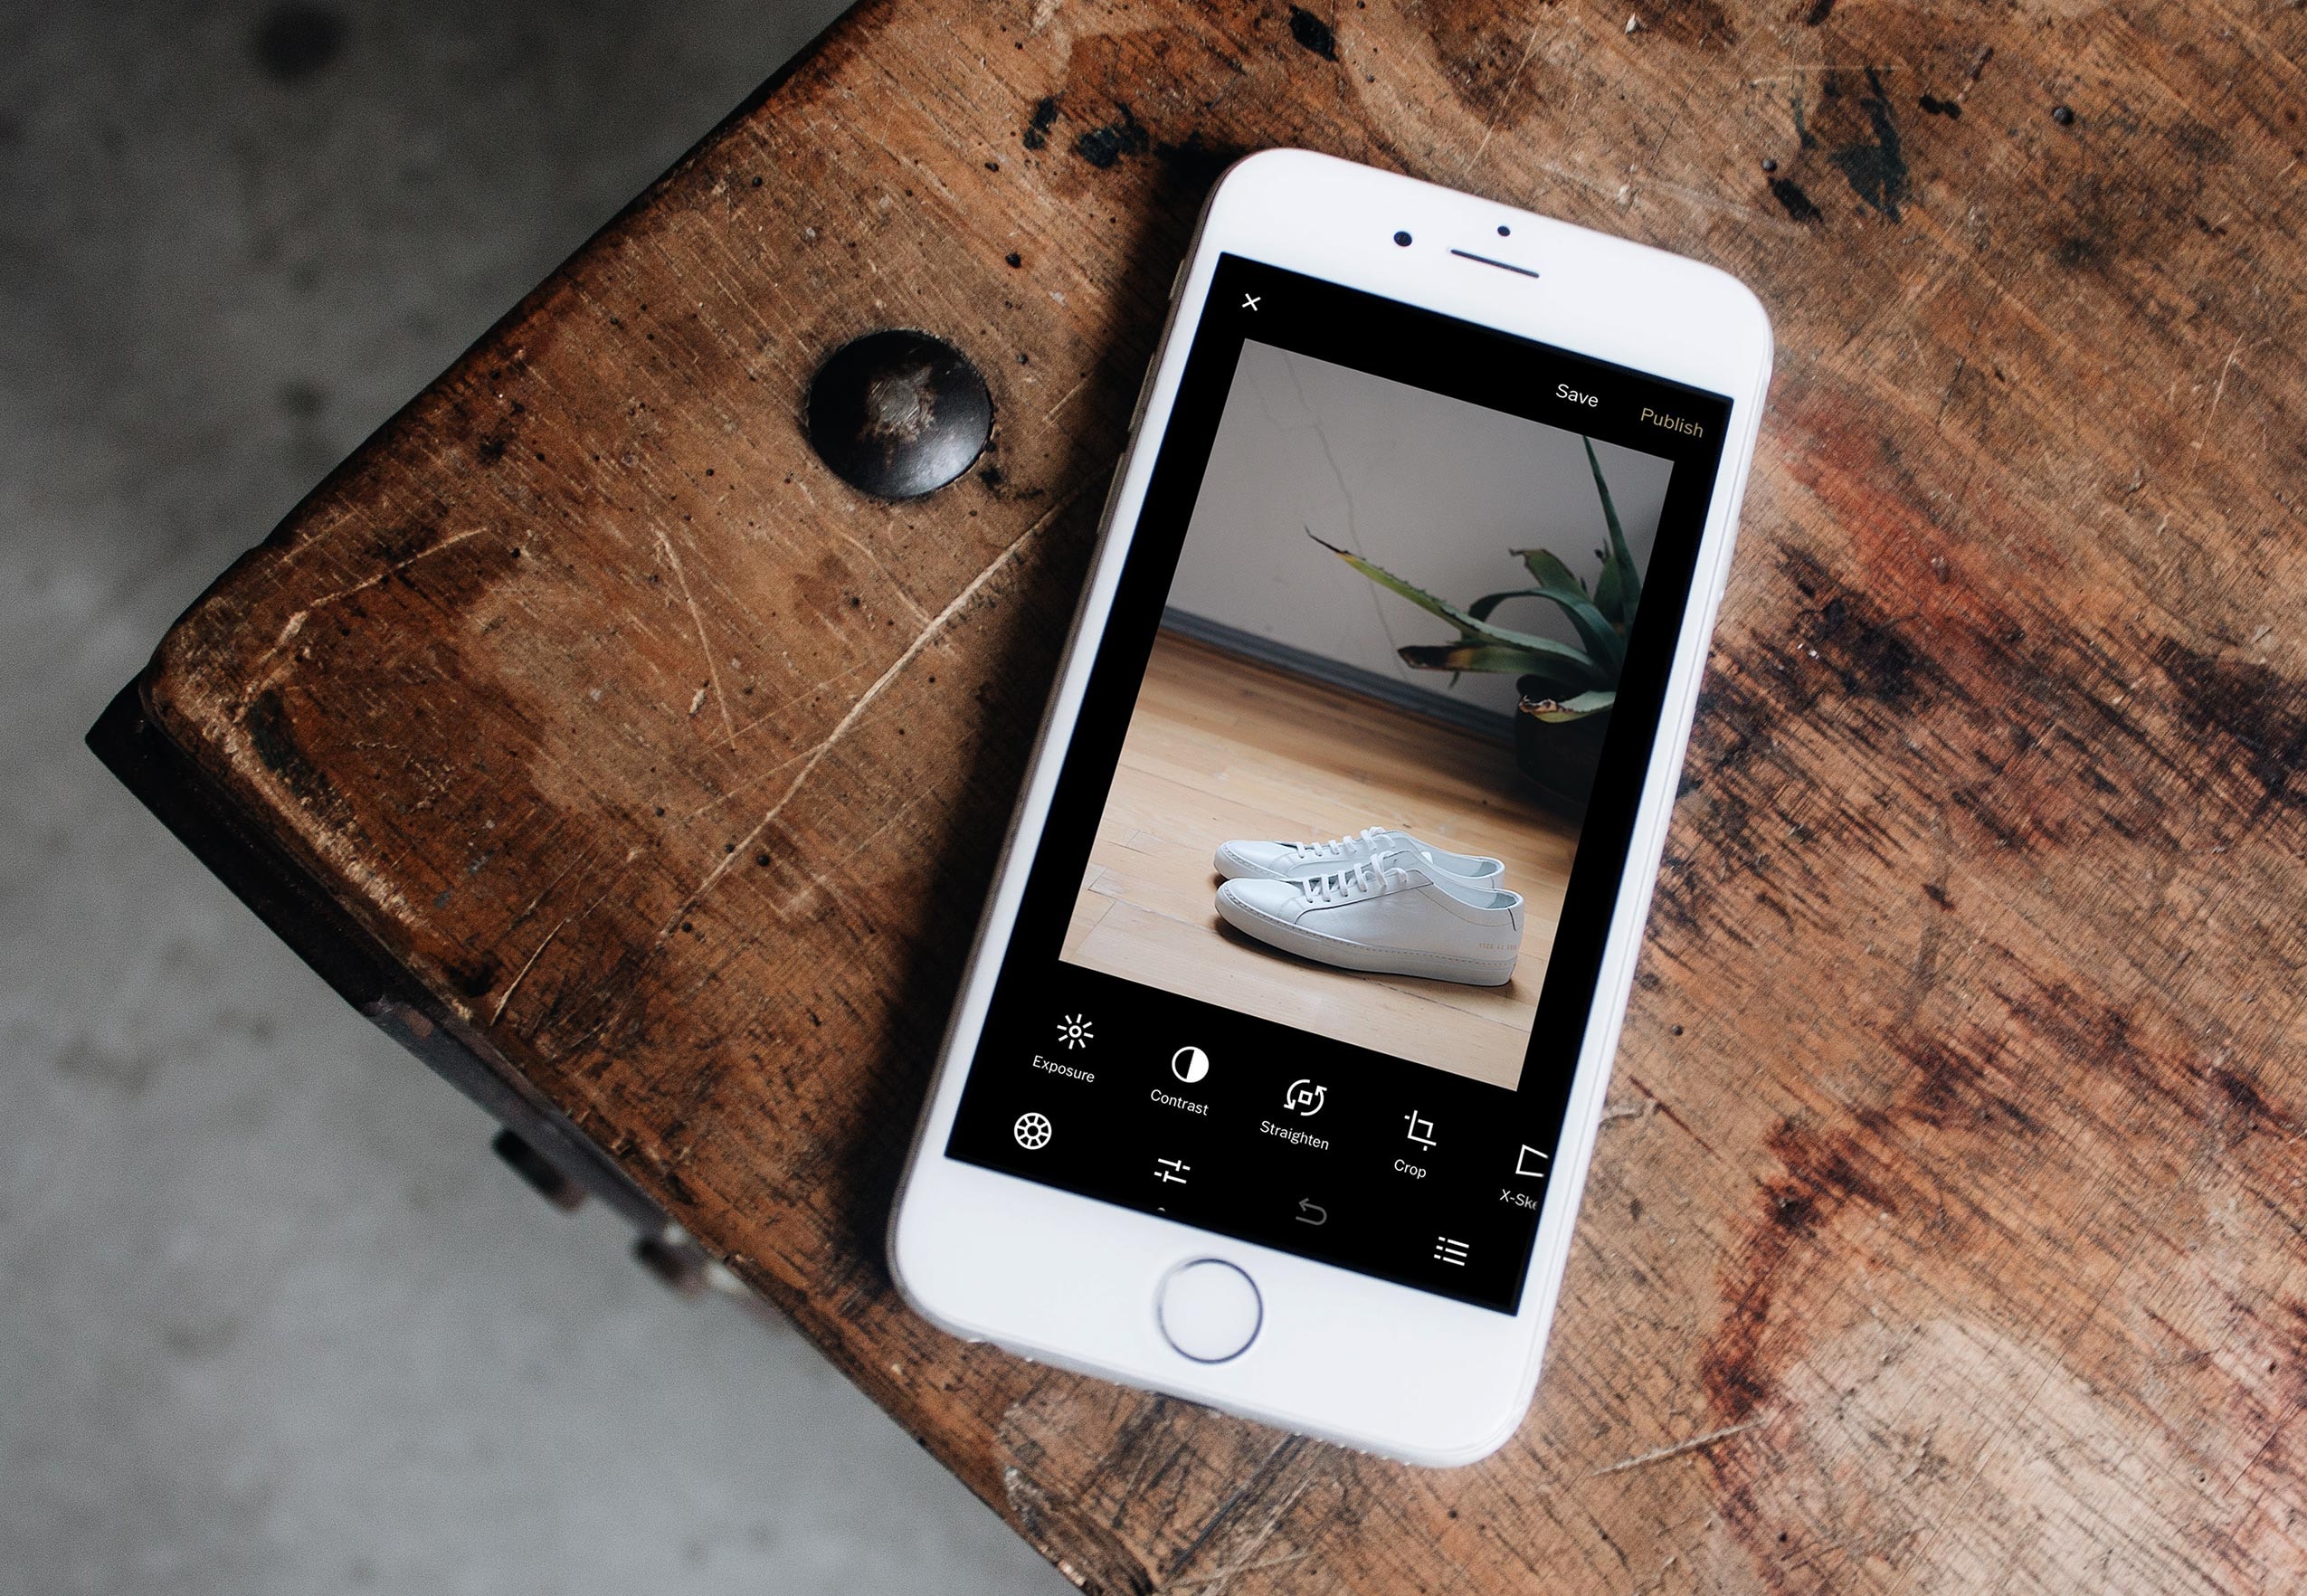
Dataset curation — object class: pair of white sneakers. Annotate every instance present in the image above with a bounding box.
[1210,826,1525,987]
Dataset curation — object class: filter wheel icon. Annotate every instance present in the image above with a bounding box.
[1012,1112,1054,1150]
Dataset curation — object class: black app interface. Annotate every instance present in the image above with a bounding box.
[945,257,1732,1312]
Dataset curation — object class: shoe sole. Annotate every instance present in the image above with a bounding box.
[1214,892,1518,987]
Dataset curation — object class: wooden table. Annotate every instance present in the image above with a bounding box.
[92,1,2307,1589]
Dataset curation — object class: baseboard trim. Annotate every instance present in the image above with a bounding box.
[1159,608,1516,747]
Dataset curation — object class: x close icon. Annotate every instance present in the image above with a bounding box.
[1241,293,1261,310]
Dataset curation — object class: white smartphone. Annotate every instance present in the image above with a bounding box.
[891,149,1771,1466]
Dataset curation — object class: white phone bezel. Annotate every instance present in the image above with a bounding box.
[889,148,1772,1467]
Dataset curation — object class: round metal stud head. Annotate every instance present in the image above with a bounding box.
[805,329,992,499]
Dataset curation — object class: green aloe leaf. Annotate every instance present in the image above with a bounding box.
[1308,530,1584,660]
[1519,689,1617,724]
[1489,555,1626,674]
[1467,587,1543,622]
[1593,553,1628,629]
[1512,546,1587,596]
[1583,438,1641,626]
[1399,641,1604,687]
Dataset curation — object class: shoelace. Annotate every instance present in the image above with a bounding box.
[1300,860,1399,904]
[1285,824,1390,865]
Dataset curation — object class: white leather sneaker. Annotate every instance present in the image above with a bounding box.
[1214,849,1524,986]
[1213,825,1505,887]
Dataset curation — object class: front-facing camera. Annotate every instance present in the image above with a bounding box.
[1392,230,1412,247]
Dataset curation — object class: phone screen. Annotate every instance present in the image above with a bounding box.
[944,255,1732,1311]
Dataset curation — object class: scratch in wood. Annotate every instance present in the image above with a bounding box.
[1906,1216,2152,1577]
[257,526,489,670]
[1601,1098,1657,1124]
[706,660,871,759]
[1169,1551,1315,1592]
[779,857,851,920]
[1457,17,1547,178]
[656,485,1083,937]
[835,784,932,862]
[490,915,573,1026]
[489,845,643,1026]
[505,846,590,934]
[1742,64,1906,84]
[1040,366,1098,423]
[654,525,736,742]
[2223,1395,2302,1494]
[840,529,934,625]
[1530,157,1801,235]
[2189,333,2262,477]
[1590,1416,1769,1477]
[1173,1480,1314,1596]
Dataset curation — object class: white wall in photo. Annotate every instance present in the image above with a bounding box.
[1166,340,1676,718]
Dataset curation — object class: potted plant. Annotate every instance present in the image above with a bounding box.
[1314,439,1640,819]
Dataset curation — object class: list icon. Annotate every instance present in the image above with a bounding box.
[1433,1236,1470,1267]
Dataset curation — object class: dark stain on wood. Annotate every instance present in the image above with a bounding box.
[1152,132,1239,195]
[1700,1117,1893,1423]
[2150,638,2307,818]
[1823,68,1910,221]
[1791,565,1934,712]
[242,688,327,802]
[1286,5,1338,61]
[1768,176,1824,223]
[1074,105,1152,169]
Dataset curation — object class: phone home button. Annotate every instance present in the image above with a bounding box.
[1155,1259,1263,1363]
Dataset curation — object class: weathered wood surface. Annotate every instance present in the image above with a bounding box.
[128,0,2307,1589]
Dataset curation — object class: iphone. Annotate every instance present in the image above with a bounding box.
[890,149,1771,1465]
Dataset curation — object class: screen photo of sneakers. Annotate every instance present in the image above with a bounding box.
[1212,828,1524,989]
[1059,340,1675,1090]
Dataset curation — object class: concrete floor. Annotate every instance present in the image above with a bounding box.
[0,5,1069,1592]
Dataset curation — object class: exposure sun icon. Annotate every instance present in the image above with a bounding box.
[1057,1013,1094,1050]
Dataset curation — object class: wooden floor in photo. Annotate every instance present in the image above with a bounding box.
[1061,629,1581,1088]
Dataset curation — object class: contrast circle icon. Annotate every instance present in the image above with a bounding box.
[1171,1046,1210,1085]
[1011,1111,1053,1151]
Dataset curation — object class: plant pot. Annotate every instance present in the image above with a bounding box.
[1513,693,1610,822]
